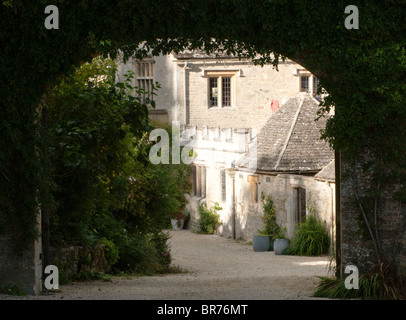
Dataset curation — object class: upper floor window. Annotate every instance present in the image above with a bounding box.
[299,73,321,99]
[300,75,310,93]
[207,71,236,108]
[136,60,154,101]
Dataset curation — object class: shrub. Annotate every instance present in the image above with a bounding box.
[113,231,172,275]
[196,201,222,234]
[285,215,330,256]
[314,271,406,300]
[100,238,119,266]
[257,193,285,240]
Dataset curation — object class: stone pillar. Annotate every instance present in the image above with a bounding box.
[0,211,42,295]
[339,155,406,277]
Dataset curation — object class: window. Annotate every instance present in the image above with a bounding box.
[136,60,154,101]
[192,165,206,198]
[248,175,259,203]
[296,188,306,223]
[221,169,226,202]
[207,71,236,108]
[300,76,310,93]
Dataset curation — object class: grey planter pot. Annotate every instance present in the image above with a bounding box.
[253,235,270,252]
[274,238,289,255]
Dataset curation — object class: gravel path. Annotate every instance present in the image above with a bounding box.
[1,230,332,300]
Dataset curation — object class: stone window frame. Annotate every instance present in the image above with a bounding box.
[205,71,237,109]
[135,58,155,102]
[296,69,321,98]
[247,175,259,203]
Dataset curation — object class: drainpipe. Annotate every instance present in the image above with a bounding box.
[183,62,191,126]
[227,168,237,239]
[232,173,236,239]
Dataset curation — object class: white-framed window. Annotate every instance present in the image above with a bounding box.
[299,72,321,99]
[207,71,236,108]
[136,60,154,101]
[192,165,206,198]
[300,75,310,93]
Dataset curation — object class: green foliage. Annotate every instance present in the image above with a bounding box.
[71,271,112,282]
[196,201,222,234]
[314,272,405,300]
[113,231,172,275]
[36,57,189,276]
[0,285,26,296]
[100,238,119,266]
[44,57,151,247]
[285,214,330,256]
[257,193,285,241]
[1,1,405,287]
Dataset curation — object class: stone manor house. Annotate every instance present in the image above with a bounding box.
[117,51,335,249]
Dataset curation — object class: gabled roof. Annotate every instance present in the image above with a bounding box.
[314,159,335,181]
[237,93,334,173]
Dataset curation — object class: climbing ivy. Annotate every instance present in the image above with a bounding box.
[1,0,405,272]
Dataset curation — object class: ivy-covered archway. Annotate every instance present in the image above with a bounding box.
[1,0,406,295]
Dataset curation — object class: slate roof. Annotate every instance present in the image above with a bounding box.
[314,159,335,181]
[237,93,334,173]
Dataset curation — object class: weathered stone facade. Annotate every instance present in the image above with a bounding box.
[340,156,406,276]
[116,53,335,247]
[49,244,110,278]
[0,212,42,295]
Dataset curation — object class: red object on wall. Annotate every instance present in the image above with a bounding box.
[271,99,279,113]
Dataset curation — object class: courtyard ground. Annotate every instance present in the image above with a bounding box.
[0,229,332,300]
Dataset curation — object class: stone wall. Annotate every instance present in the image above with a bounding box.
[177,59,302,131]
[231,173,335,249]
[186,169,336,253]
[0,213,42,295]
[340,158,406,276]
[49,244,109,278]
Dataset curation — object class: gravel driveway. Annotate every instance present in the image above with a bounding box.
[1,230,332,300]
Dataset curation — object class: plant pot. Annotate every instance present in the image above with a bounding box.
[171,218,184,230]
[253,235,270,252]
[274,238,289,255]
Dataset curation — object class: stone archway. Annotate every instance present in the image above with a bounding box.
[1,1,405,294]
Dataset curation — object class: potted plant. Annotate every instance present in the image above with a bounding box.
[170,211,185,230]
[274,236,290,255]
[254,193,285,251]
[253,234,270,252]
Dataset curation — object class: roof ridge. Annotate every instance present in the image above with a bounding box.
[273,94,304,170]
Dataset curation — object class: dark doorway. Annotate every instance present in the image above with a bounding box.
[296,187,306,223]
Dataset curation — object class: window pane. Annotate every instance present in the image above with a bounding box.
[209,77,218,107]
[300,76,309,92]
[222,77,231,107]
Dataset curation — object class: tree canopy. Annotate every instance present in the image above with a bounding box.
[1,1,405,256]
